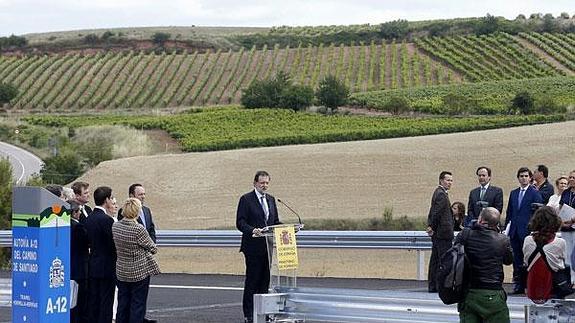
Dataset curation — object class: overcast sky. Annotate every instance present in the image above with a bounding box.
[0,0,573,37]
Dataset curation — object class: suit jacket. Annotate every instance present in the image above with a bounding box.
[78,205,93,224]
[467,184,504,222]
[505,186,543,240]
[85,207,117,279]
[112,219,160,282]
[427,186,454,240]
[536,179,554,204]
[71,218,89,281]
[118,205,156,243]
[236,190,281,256]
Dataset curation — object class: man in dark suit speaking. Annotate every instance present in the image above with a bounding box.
[466,166,504,226]
[236,170,281,323]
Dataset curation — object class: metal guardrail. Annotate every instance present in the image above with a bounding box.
[0,229,432,248]
[0,229,433,279]
[254,287,531,323]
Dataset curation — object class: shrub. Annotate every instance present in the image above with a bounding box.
[315,75,349,110]
[83,33,99,44]
[535,96,566,114]
[152,32,171,46]
[379,20,409,39]
[280,85,314,111]
[0,82,18,105]
[0,159,11,268]
[384,97,411,114]
[40,151,85,185]
[442,93,477,115]
[510,91,535,114]
[241,72,313,110]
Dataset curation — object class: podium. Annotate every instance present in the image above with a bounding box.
[12,187,71,323]
[261,224,304,291]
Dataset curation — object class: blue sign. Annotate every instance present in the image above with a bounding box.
[12,187,70,323]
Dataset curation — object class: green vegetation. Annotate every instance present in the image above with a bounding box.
[315,75,350,110]
[0,159,11,267]
[350,76,575,114]
[241,72,314,111]
[0,82,18,105]
[23,108,565,152]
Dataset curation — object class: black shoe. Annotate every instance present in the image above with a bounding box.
[143,318,158,323]
[244,317,253,323]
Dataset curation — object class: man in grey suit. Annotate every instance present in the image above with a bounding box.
[466,166,504,227]
[426,171,454,292]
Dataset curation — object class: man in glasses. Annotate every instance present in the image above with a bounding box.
[505,167,543,294]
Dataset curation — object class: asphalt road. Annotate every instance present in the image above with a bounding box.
[0,273,432,323]
[0,141,42,184]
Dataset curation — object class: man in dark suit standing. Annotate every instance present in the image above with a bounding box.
[118,183,156,243]
[85,186,117,323]
[505,167,543,294]
[118,183,157,323]
[236,170,281,323]
[533,164,554,204]
[69,200,89,323]
[72,181,92,222]
[466,166,504,226]
[426,171,454,293]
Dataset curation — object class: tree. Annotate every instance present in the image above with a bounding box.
[83,33,99,44]
[379,20,409,40]
[40,152,84,185]
[315,75,349,110]
[542,13,560,33]
[0,158,12,267]
[0,82,18,105]
[475,14,500,35]
[280,85,314,111]
[241,72,313,110]
[152,32,171,46]
[510,91,534,115]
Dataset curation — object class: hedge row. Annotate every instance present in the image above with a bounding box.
[24,108,566,152]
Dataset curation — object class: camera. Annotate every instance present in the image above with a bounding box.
[476,201,489,209]
[531,203,545,211]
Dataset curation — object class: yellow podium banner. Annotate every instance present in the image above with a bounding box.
[274,225,299,270]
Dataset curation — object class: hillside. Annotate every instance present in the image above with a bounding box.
[1,32,575,111]
[78,120,575,230]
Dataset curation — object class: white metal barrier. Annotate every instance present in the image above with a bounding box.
[0,229,433,280]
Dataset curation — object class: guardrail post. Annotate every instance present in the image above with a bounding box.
[416,250,425,281]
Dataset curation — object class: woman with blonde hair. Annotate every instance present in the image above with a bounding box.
[112,198,160,323]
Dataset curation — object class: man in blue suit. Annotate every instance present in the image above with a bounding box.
[505,167,543,294]
[236,170,281,323]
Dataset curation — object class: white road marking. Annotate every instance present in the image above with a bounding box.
[150,284,243,291]
[148,302,241,314]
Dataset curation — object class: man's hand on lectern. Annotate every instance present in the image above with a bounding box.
[252,228,264,237]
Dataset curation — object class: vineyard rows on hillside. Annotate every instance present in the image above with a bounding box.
[0,41,456,110]
[1,32,574,111]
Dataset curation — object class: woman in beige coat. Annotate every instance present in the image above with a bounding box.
[112,198,160,323]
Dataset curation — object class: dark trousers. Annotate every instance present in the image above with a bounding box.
[116,276,151,323]
[510,234,526,287]
[242,253,270,319]
[428,237,452,291]
[70,279,88,323]
[88,277,116,323]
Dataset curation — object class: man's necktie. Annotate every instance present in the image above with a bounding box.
[260,196,269,221]
[518,189,525,206]
[480,187,486,200]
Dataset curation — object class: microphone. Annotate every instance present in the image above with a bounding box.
[277,198,303,226]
